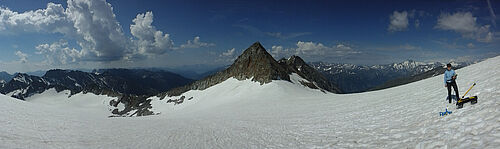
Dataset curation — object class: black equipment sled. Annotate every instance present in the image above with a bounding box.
[457,83,478,109]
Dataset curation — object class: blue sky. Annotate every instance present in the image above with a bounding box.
[0,0,498,73]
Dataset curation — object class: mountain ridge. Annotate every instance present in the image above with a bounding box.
[311,60,474,93]
[163,42,340,97]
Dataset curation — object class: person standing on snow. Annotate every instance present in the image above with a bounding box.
[444,63,460,104]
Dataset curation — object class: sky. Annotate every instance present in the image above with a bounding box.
[0,0,498,73]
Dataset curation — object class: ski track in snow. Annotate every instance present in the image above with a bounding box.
[1,56,499,148]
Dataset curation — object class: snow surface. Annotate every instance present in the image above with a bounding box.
[1,56,500,148]
[25,88,116,116]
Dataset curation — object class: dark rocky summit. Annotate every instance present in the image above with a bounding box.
[278,55,341,93]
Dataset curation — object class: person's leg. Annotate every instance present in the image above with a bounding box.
[452,82,460,100]
[447,82,452,103]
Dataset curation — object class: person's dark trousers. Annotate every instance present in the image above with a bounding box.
[447,81,460,103]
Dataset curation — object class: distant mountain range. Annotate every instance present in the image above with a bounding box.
[311,60,474,93]
[0,69,193,100]
[0,69,193,116]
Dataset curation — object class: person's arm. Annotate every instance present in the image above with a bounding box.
[444,71,447,86]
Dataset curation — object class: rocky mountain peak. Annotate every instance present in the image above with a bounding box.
[241,41,267,55]
[281,55,306,67]
[164,42,341,97]
[11,73,33,83]
[228,41,290,84]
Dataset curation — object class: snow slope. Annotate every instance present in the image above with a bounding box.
[25,88,117,115]
[1,56,499,148]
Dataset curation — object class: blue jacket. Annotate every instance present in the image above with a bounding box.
[444,69,456,84]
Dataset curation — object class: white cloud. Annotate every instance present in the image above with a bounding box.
[295,41,359,56]
[336,44,352,50]
[14,51,28,63]
[269,41,361,61]
[221,48,235,57]
[180,36,215,49]
[271,45,284,54]
[295,41,328,55]
[270,45,288,58]
[388,11,409,32]
[0,0,134,61]
[65,0,131,61]
[0,3,72,34]
[217,48,237,62]
[0,0,187,64]
[35,40,83,65]
[435,12,494,43]
[435,12,477,33]
[267,41,361,58]
[130,11,173,55]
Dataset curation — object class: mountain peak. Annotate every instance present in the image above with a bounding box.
[285,55,306,66]
[226,41,289,84]
[238,41,268,58]
[164,42,341,97]
[12,73,32,83]
[251,41,264,48]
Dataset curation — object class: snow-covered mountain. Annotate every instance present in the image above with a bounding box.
[310,60,471,93]
[163,42,340,97]
[0,69,193,116]
[0,69,192,99]
[1,54,498,148]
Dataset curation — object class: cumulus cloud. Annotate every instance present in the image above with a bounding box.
[66,0,133,61]
[0,0,134,61]
[270,45,289,58]
[0,3,73,34]
[68,0,133,59]
[130,11,174,55]
[217,48,237,62]
[435,12,477,33]
[180,36,215,49]
[295,41,360,56]
[295,41,329,55]
[15,51,28,63]
[0,0,185,64]
[388,11,409,32]
[35,40,83,65]
[435,12,494,43]
[221,48,235,57]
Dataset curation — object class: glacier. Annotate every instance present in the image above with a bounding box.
[0,56,499,148]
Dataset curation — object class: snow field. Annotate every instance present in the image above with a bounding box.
[0,56,499,148]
